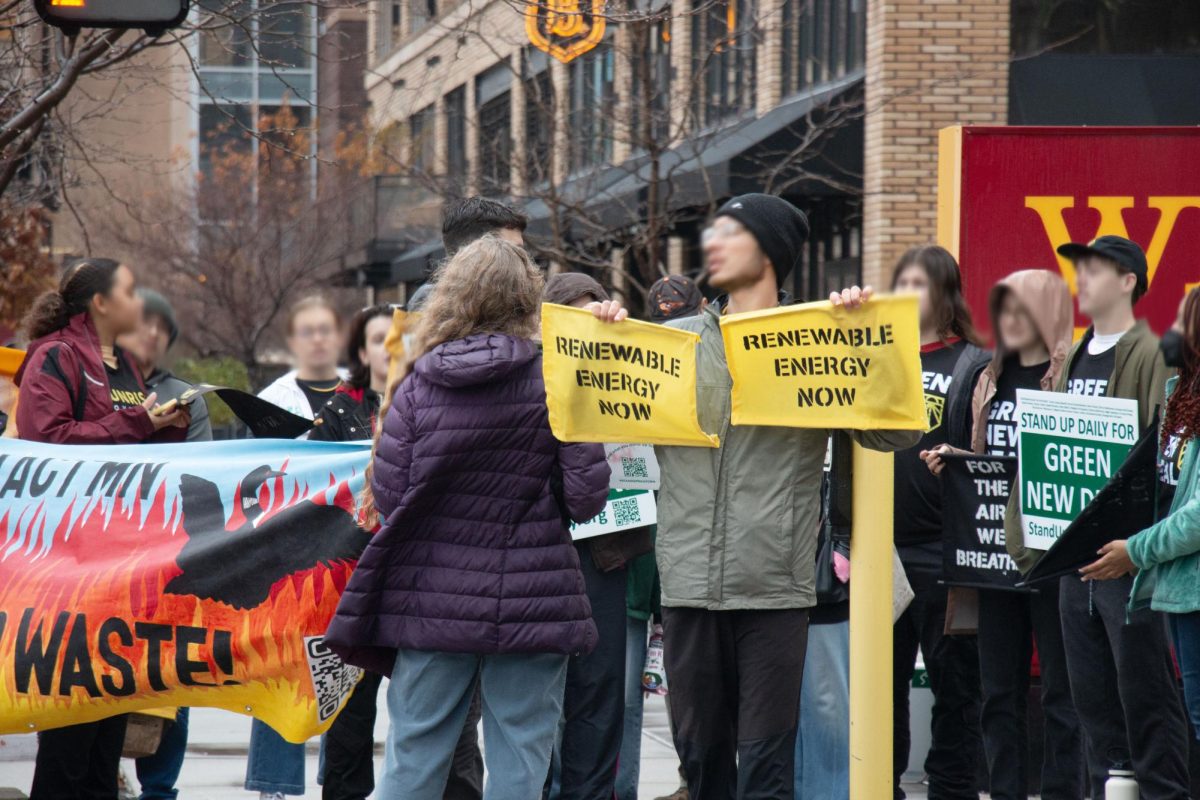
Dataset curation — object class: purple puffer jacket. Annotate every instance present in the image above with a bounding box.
[325,333,610,675]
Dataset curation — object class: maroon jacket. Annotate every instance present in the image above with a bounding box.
[14,312,183,445]
[325,333,609,674]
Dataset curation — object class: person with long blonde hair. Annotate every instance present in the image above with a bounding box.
[325,236,610,800]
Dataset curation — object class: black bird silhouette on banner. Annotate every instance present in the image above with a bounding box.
[164,465,370,609]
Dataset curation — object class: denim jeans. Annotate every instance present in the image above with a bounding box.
[136,708,189,800]
[383,648,568,800]
[616,617,649,800]
[1170,611,1200,740]
[795,621,849,800]
[245,718,306,795]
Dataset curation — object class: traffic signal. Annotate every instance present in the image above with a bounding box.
[34,0,189,35]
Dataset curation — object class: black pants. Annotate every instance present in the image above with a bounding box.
[893,543,981,800]
[662,606,809,800]
[977,584,1082,799]
[322,671,482,800]
[31,716,128,800]
[1059,574,1190,799]
[550,544,627,800]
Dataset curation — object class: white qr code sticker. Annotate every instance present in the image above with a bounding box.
[304,635,362,723]
[604,444,660,490]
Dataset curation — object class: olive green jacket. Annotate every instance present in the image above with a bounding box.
[655,303,920,611]
[1005,320,1173,573]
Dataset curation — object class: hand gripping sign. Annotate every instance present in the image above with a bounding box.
[541,303,719,447]
[718,294,925,430]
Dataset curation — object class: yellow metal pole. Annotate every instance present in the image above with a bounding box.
[849,444,894,799]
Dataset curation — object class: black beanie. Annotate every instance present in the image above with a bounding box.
[138,288,178,347]
[714,194,810,285]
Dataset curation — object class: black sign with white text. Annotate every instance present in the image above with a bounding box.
[941,453,1022,590]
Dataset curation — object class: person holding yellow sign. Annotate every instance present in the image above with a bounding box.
[589,193,918,800]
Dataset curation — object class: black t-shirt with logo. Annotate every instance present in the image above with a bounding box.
[1066,346,1116,397]
[1159,432,1186,515]
[106,350,146,411]
[895,339,967,546]
[296,377,341,416]
[987,358,1049,458]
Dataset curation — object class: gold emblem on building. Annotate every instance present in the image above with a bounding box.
[525,0,606,63]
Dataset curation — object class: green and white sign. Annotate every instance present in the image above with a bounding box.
[570,489,657,541]
[1016,389,1139,550]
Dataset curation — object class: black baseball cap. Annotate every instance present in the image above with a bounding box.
[1056,235,1148,296]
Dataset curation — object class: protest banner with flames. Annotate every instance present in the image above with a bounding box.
[0,438,372,742]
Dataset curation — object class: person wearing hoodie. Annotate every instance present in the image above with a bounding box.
[1081,287,1200,767]
[15,257,189,799]
[309,304,390,800]
[324,236,610,800]
[922,270,1082,800]
[1005,237,1187,799]
[588,194,919,799]
[542,272,655,800]
[119,288,213,443]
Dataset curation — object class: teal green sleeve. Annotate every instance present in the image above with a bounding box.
[1128,489,1200,570]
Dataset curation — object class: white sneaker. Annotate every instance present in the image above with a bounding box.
[259,794,286,800]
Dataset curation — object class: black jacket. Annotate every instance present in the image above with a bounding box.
[310,385,381,443]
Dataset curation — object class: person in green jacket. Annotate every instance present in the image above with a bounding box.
[589,193,919,799]
[1081,287,1200,752]
[1011,236,1187,800]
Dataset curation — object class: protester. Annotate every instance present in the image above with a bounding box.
[543,272,654,800]
[324,235,610,799]
[15,257,189,799]
[1009,236,1188,798]
[309,304,391,800]
[619,274,707,800]
[922,270,1082,799]
[1082,287,1200,757]
[590,193,919,799]
[119,288,212,443]
[889,245,987,799]
[246,294,347,799]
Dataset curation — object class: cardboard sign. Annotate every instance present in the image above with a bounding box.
[542,304,719,447]
[940,453,1022,590]
[569,490,657,540]
[718,294,925,430]
[1016,389,1139,550]
[0,438,372,742]
[604,443,661,491]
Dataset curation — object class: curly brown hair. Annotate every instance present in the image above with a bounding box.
[1162,287,1200,450]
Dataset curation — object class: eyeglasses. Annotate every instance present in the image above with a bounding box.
[701,219,747,246]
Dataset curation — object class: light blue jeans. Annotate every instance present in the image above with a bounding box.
[616,617,649,800]
[795,620,850,800]
[245,718,306,795]
[382,648,568,800]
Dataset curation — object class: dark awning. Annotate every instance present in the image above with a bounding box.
[389,239,444,285]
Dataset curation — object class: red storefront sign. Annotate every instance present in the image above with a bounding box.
[937,126,1200,335]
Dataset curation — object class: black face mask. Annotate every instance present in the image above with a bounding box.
[1161,329,1186,368]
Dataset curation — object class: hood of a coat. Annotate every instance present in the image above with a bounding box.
[414,333,538,388]
[14,312,104,388]
[986,269,1074,389]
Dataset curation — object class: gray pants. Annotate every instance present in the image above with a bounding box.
[1059,574,1190,799]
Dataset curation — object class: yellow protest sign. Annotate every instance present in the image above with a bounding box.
[541,303,719,447]
[719,294,925,430]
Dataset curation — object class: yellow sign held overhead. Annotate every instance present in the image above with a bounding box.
[719,294,925,430]
[525,0,606,63]
[541,303,719,448]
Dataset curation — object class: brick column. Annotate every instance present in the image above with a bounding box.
[669,8,692,140]
[511,66,528,196]
[551,57,570,185]
[861,0,1009,288]
[755,0,784,114]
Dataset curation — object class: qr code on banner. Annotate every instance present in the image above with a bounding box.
[305,636,363,723]
[620,456,650,480]
[612,497,642,527]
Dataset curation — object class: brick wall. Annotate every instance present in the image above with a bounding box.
[861,0,1009,287]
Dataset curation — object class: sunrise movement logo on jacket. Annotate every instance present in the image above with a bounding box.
[0,438,372,741]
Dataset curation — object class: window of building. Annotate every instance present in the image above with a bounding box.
[410,103,436,172]
[257,0,311,68]
[476,64,512,196]
[780,0,865,98]
[375,0,403,59]
[690,0,757,128]
[409,0,436,33]
[630,13,673,151]
[524,49,554,187]
[444,86,467,193]
[568,41,615,172]
[1011,0,1200,57]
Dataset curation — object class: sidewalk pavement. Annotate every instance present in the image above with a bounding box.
[0,691,933,798]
